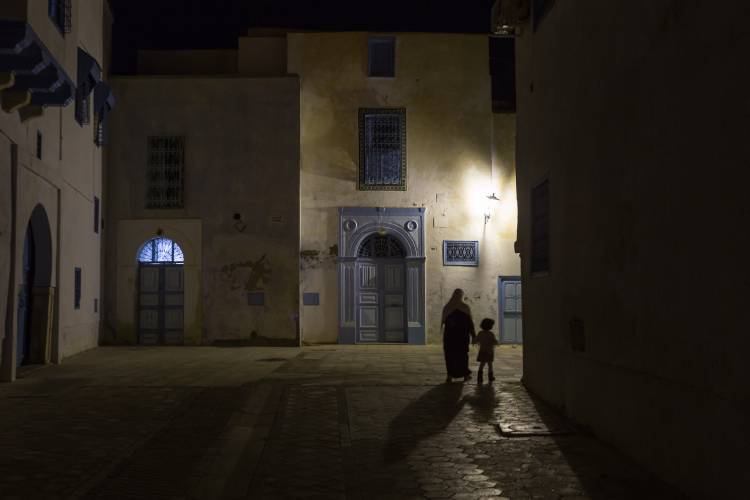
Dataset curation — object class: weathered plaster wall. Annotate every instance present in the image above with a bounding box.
[0,0,108,379]
[288,32,520,344]
[514,1,750,497]
[106,77,300,344]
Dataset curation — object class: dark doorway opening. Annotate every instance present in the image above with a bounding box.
[16,204,54,368]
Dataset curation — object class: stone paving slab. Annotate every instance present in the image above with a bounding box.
[0,345,685,500]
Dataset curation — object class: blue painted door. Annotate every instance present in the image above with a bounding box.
[138,264,184,345]
[499,278,523,344]
[356,259,406,343]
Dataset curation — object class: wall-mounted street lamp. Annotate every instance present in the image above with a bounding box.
[484,193,501,224]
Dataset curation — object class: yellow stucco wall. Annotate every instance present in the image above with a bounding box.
[288,32,520,344]
[106,76,301,345]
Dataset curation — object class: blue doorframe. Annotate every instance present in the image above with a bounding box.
[338,207,426,345]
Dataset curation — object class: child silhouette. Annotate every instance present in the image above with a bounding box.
[474,318,498,383]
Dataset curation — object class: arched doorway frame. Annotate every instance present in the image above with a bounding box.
[17,204,54,367]
[338,207,426,344]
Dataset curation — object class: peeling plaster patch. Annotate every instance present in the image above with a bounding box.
[221,254,272,291]
[300,246,338,271]
[300,249,320,261]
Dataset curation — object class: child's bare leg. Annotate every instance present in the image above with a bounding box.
[478,361,486,379]
[488,362,495,381]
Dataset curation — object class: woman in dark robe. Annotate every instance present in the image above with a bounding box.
[441,288,476,382]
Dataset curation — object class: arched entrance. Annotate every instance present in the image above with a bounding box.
[355,233,407,343]
[338,207,426,345]
[137,237,185,345]
[17,204,53,367]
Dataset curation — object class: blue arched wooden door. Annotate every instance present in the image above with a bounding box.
[355,234,407,343]
[137,237,185,345]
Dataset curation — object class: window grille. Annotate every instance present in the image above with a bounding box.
[358,108,406,190]
[138,237,185,264]
[94,197,100,233]
[368,36,395,77]
[48,0,72,34]
[146,136,185,208]
[358,234,405,258]
[74,267,81,309]
[443,241,479,267]
[531,179,550,273]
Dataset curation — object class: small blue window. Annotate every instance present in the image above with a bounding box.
[74,267,81,309]
[368,36,395,77]
[138,237,185,264]
[94,197,100,234]
[36,131,42,160]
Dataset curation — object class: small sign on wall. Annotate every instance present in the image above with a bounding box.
[303,292,320,306]
[247,292,265,306]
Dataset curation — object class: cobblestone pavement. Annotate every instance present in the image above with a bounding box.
[0,345,685,499]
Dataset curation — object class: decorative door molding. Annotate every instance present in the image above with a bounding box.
[338,207,426,345]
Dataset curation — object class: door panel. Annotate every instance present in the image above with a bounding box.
[164,266,183,290]
[360,306,378,328]
[359,264,377,289]
[140,267,160,291]
[384,264,403,289]
[356,259,406,343]
[359,293,378,305]
[138,265,184,345]
[500,279,522,344]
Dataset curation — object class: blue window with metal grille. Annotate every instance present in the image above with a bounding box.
[74,267,81,309]
[138,237,185,264]
[146,136,185,208]
[359,108,406,190]
[443,241,479,267]
[48,0,71,34]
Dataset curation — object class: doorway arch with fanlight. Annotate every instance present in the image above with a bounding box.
[137,237,185,345]
[355,233,408,343]
[338,207,426,345]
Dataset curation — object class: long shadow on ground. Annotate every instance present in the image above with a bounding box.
[383,382,466,464]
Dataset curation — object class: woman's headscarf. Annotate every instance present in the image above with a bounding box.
[441,288,472,322]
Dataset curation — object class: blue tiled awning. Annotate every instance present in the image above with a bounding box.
[0,20,75,118]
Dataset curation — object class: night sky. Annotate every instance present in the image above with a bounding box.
[110,0,496,74]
